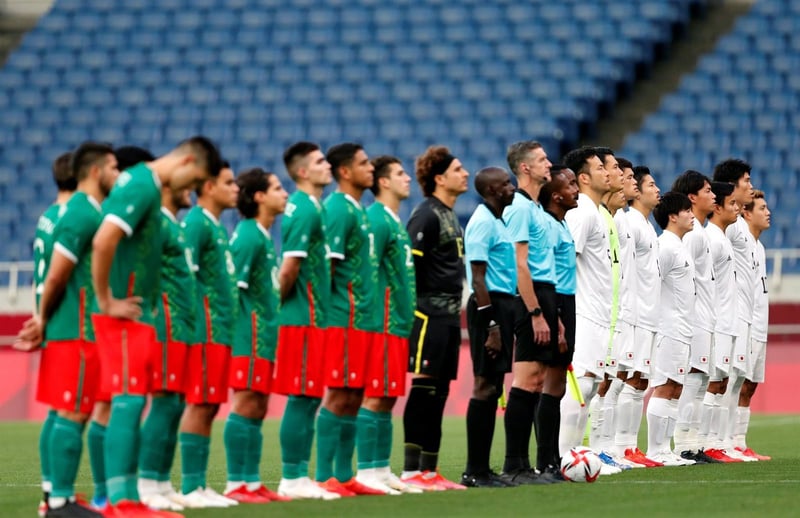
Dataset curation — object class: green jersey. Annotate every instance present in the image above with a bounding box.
[279,190,330,327]
[184,206,237,345]
[367,202,416,338]
[230,219,280,360]
[324,192,378,331]
[33,203,63,309]
[155,208,196,344]
[46,192,102,342]
[600,205,621,334]
[101,163,163,324]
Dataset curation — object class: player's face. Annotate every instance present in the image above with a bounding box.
[621,167,638,201]
[675,207,695,234]
[747,197,770,231]
[638,174,660,210]
[305,149,332,188]
[525,147,552,185]
[733,172,754,208]
[717,194,740,226]
[386,162,411,200]
[212,167,239,209]
[604,155,623,193]
[98,153,120,196]
[558,169,580,210]
[264,174,289,215]
[440,158,469,196]
[693,180,716,216]
[585,155,609,195]
[493,171,516,208]
[348,149,374,190]
[172,187,192,209]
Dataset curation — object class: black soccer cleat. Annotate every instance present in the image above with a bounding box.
[694,449,723,464]
[461,470,518,488]
[45,501,104,518]
[499,468,553,485]
[540,465,567,483]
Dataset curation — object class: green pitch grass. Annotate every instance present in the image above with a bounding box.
[1,415,798,518]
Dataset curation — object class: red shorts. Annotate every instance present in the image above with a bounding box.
[272,325,326,398]
[229,355,273,395]
[36,339,99,414]
[364,333,409,398]
[150,340,188,393]
[184,342,231,404]
[92,315,155,397]
[324,327,371,389]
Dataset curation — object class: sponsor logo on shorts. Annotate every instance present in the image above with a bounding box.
[63,390,72,403]
[331,369,340,379]
[372,379,379,388]
[236,370,244,380]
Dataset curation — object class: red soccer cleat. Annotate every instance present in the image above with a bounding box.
[340,478,387,496]
[401,472,447,491]
[624,448,664,468]
[737,447,771,461]
[704,448,743,463]
[223,485,271,504]
[253,484,292,502]
[425,471,468,490]
[318,478,356,497]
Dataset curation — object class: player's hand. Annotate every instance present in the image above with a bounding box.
[532,314,550,346]
[484,326,501,358]
[558,318,567,353]
[105,296,143,321]
[14,317,43,351]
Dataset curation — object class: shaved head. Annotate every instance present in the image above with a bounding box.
[474,166,508,197]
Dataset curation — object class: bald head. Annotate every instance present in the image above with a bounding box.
[475,166,508,198]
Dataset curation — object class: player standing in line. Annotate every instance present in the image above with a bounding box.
[272,143,338,500]
[734,190,771,461]
[222,168,292,502]
[401,146,469,490]
[17,142,118,518]
[499,141,564,484]
[616,167,663,467]
[91,136,222,517]
[179,162,240,507]
[355,156,420,494]
[557,147,611,456]
[670,171,718,464]
[712,159,756,462]
[698,182,740,463]
[314,143,383,497]
[461,166,517,488]
[646,192,696,466]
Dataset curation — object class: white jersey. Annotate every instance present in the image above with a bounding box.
[615,208,637,326]
[751,239,768,342]
[628,207,660,332]
[684,218,715,332]
[707,222,738,335]
[566,193,612,327]
[658,230,695,343]
[726,216,757,324]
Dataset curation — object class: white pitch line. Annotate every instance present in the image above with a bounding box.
[601,479,800,485]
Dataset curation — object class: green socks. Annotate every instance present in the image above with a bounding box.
[224,413,255,483]
[374,411,393,469]
[315,408,341,482]
[49,416,84,499]
[244,418,263,483]
[161,397,185,481]
[356,408,382,470]
[180,432,209,494]
[280,396,320,480]
[334,414,357,482]
[139,393,183,480]
[87,421,107,499]
[105,395,145,504]
[40,410,57,490]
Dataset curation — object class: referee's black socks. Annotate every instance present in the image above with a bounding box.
[465,397,498,475]
[503,387,539,473]
[536,393,562,471]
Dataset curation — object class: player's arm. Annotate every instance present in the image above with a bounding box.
[91,221,142,320]
[470,260,501,357]
[406,206,438,275]
[514,241,549,345]
[279,256,302,302]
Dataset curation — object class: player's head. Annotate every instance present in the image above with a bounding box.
[171,135,224,191]
[709,181,739,227]
[197,160,238,210]
[743,189,770,232]
[594,147,622,193]
[235,167,288,219]
[474,166,515,209]
[539,164,579,212]
[283,141,332,187]
[71,141,119,196]
[713,158,753,206]
[114,145,155,172]
[672,169,715,217]
[52,152,77,192]
[370,155,410,200]
[617,157,638,201]
[506,140,551,185]
[415,145,469,197]
[563,146,608,196]
[632,166,660,210]
[327,142,374,190]
[653,191,693,233]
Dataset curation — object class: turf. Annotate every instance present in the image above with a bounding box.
[1,415,798,518]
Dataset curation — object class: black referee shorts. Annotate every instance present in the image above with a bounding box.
[407,311,461,380]
[555,292,576,367]
[514,281,563,366]
[466,292,520,377]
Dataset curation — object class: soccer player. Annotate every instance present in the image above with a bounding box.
[461,166,517,488]
[735,190,771,461]
[670,171,718,463]
[646,192,696,466]
[616,166,663,467]
[698,181,739,462]
[179,161,240,507]
[356,156,420,494]
[17,141,118,518]
[402,145,469,490]
[712,159,756,462]
[91,136,222,517]
[273,142,338,500]
[558,146,611,457]
[500,141,565,484]
[223,168,291,502]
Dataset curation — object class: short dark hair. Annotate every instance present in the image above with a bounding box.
[671,169,711,197]
[326,142,363,181]
[283,141,320,181]
[416,145,455,197]
[713,158,751,184]
[562,146,597,177]
[539,166,569,206]
[370,155,401,195]
[506,140,542,176]
[653,191,692,230]
[632,165,652,191]
[177,135,223,179]
[71,141,114,182]
[236,167,273,219]
[52,152,76,192]
[743,189,765,212]
[710,181,735,208]
[617,157,633,170]
[115,145,155,171]
[594,146,615,165]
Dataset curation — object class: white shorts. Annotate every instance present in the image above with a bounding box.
[650,335,689,388]
[572,314,609,378]
[689,328,713,374]
[732,319,750,374]
[605,326,620,375]
[712,332,735,380]
[632,326,657,377]
[748,338,767,383]
[615,320,636,372]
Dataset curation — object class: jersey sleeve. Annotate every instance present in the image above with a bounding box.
[465,217,493,264]
[505,201,531,244]
[53,206,95,264]
[326,201,350,260]
[282,202,315,258]
[565,208,589,254]
[407,205,439,259]
[658,241,675,281]
[230,228,257,289]
[102,172,153,237]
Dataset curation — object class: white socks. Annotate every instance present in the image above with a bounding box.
[697,391,716,450]
[733,406,751,449]
[646,396,672,456]
[674,372,704,452]
[559,375,598,456]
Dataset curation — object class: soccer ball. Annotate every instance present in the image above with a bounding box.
[560,447,602,483]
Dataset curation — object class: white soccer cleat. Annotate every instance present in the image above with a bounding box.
[649,452,691,467]
[157,482,192,508]
[202,487,239,506]
[724,448,757,462]
[379,469,424,494]
[181,488,230,508]
[277,477,341,500]
[141,492,184,511]
[355,472,402,496]
[598,462,622,476]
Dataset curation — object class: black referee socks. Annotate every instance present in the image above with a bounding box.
[503,388,539,473]
[465,398,498,475]
[535,393,562,471]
